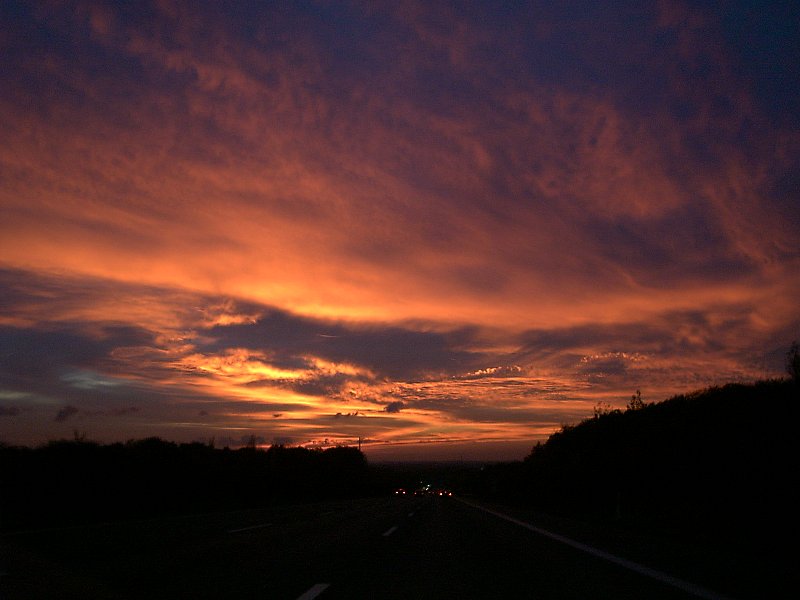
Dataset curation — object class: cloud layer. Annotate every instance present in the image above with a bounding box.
[1,1,798,459]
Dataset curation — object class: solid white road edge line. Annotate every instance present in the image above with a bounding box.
[295,582,330,600]
[382,525,399,537]
[227,523,272,533]
[456,498,734,600]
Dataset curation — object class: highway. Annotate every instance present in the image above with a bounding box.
[0,495,741,599]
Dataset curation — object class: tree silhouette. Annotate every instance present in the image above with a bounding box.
[626,389,645,411]
[786,341,799,383]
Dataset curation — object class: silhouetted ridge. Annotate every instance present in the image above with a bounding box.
[478,380,796,546]
[0,440,370,531]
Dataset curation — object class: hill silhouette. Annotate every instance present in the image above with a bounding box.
[473,378,797,581]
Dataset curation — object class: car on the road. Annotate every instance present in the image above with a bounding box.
[413,485,431,496]
[411,485,452,497]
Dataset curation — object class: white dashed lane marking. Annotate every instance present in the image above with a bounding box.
[295,582,330,600]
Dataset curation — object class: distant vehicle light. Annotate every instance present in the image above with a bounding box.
[394,488,406,495]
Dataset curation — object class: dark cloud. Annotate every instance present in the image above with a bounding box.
[386,390,588,426]
[384,401,405,414]
[333,411,360,419]
[0,270,160,400]
[54,405,79,423]
[0,406,20,417]
[0,327,133,380]
[203,311,483,380]
[579,356,630,377]
[0,323,160,414]
[288,373,358,398]
[515,307,768,362]
[271,436,298,446]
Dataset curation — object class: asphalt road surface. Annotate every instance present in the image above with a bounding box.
[0,495,751,599]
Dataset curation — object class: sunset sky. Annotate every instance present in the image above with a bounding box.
[1,1,798,460]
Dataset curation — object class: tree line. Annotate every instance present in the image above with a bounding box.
[0,439,369,531]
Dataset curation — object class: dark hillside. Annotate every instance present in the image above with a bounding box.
[467,380,798,597]
[480,379,797,551]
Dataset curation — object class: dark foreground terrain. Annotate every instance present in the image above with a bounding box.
[0,493,764,599]
[1,379,796,598]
